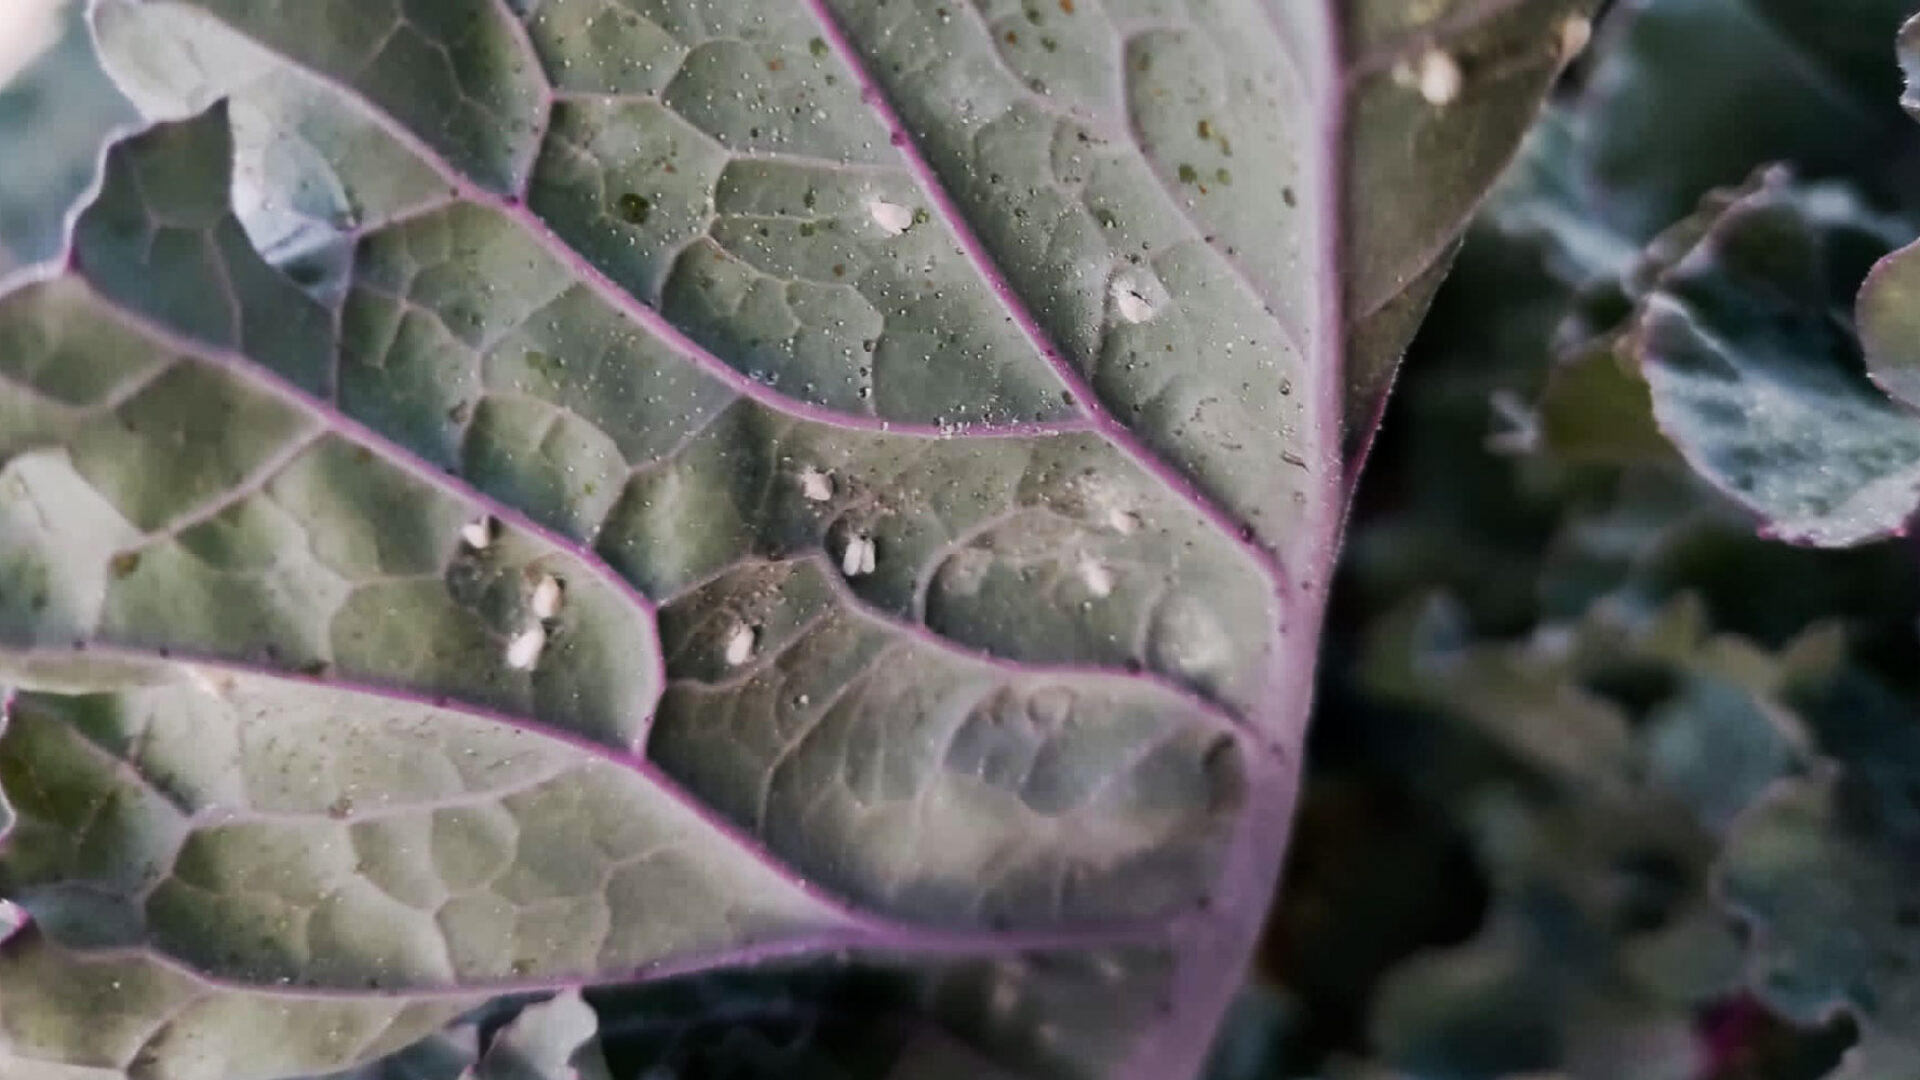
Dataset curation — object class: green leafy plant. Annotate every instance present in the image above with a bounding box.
[0,1,1594,1077]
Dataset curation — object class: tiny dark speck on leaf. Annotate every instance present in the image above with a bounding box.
[526,349,560,382]
[110,551,141,578]
[810,36,828,57]
[1177,163,1198,184]
[615,192,651,225]
[1283,187,1297,207]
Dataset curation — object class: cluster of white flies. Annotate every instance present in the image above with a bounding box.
[720,466,882,670]
[462,517,566,672]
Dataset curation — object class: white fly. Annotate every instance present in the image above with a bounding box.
[799,466,835,502]
[460,517,493,550]
[1560,15,1593,61]
[841,533,877,577]
[724,624,757,667]
[505,624,547,670]
[530,574,564,620]
[1079,557,1115,599]
[867,198,915,235]
[1406,50,1461,106]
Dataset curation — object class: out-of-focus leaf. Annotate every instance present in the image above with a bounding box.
[1364,594,1819,807]
[1309,5,1920,1078]
[1570,0,1920,243]
[1201,982,1300,1080]
[1371,905,1708,1080]
[1631,170,1919,546]
[1720,769,1920,1078]
[0,0,134,273]
[1351,593,1840,1077]
[472,992,610,1080]
[1535,337,1675,466]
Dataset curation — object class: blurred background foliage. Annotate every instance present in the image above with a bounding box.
[13,0,1920,1077]
[0,0,132,275]
[1229,1,1920,1077]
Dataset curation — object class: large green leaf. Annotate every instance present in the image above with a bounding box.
[0,0,1590,1075]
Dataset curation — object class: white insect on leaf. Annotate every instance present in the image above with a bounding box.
[1396,49,1462,106]
[185,665,236,698]
[505,624,547,670]
[460,516,493,550]
[1115,288,1153,324]
[530,573,564,620]
[867,197,915,236]
[1559,14,1593,61]
[841,533,878,577]
[724,623,757,667]
[1078,556,1115,599]
[1110,270,1167,325]
[799,466,835,502]
[1112,282,1154,324]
